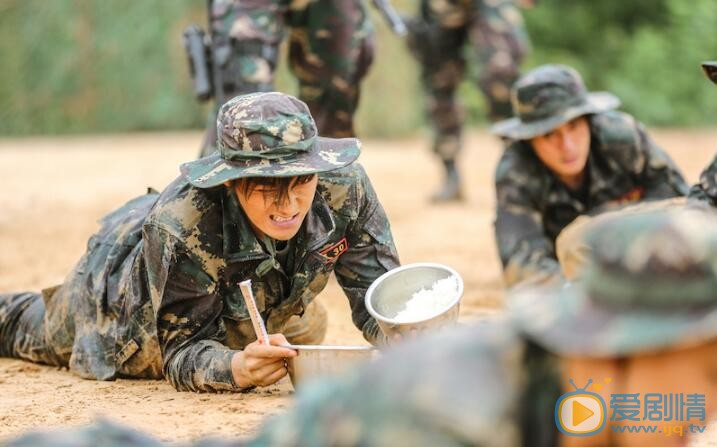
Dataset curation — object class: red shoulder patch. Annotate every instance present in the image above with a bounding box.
[320,237,348,260]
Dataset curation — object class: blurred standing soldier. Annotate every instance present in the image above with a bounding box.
[492,64,688,288]
[9,209,717,447]
[0,92,399,392]
[198,0,375,157]
[405,0,531,202]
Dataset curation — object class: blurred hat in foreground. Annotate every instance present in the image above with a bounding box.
[509,207,717,357]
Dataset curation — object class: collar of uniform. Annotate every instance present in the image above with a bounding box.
[220,186,337,263]
[585,136,617,200]
[541,157,589,213]
[583,114,616,199]
[221,188,266,263]
[294,189,337,254]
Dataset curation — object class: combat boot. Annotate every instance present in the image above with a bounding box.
[430,160,464,203]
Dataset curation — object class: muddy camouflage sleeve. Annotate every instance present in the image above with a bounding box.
[334,167,400,345]
[144,225,240,393]
[494,155,561,288]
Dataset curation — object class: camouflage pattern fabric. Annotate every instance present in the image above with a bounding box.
[11,209,717,447]
[490,64,620,140]
[2,322,562,447]
[150,162,399,393]
[510,207,717,357]
[687,63,717,205]
[184,93,361,188]
[0,291,78,373]
[0,194,164,380]
[200,0,374,157]
[555,197,689,281]
[0,162,399,391]
[281,299,327,345]
[688,154,717,206]
[250,322,558,447]
[11,207,717,447]
[405,0,529,161]
[495,110,689,287]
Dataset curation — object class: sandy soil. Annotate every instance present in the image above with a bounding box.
[1,129,717,444]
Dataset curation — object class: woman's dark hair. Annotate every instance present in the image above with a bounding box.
[233,174,316,204]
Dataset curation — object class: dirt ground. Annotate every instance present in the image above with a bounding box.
[2,129,717,444]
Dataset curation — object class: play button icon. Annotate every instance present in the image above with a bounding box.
[556,392,606,436]
[573,400,595,426]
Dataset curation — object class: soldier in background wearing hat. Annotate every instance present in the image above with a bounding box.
[0,92,399,392]
[7,208,717,447]
[491,64,688,288]
[556,62,717,281]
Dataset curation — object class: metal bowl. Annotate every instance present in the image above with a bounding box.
[365,263,463,341]
[284,344,378,389]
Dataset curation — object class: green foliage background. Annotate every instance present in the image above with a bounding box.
[1,0,716,137]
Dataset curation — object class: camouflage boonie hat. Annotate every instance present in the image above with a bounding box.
[491,64,620,140]
[181,92,361,188]
[703,61,717,85]
[509,207,717,357]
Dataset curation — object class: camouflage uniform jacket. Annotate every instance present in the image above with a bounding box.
[495,111,688,287]
[688,153,717,206]
[70,163,399,392]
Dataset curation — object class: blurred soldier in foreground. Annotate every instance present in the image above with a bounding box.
[7,209,717,447]
[492,64,688,288]
[195,0,375,157]
[0,92,399,392]
[404,0,531,202]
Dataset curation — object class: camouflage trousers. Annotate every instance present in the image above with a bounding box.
[0,286,165,378]
[406,0,529,161]
[0,290,71,368]
[0,290,327,378]
[200,0,374,157]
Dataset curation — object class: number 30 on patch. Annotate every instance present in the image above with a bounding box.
[320,237,348,261]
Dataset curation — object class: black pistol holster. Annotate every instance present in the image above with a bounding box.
[182,25,213,102]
